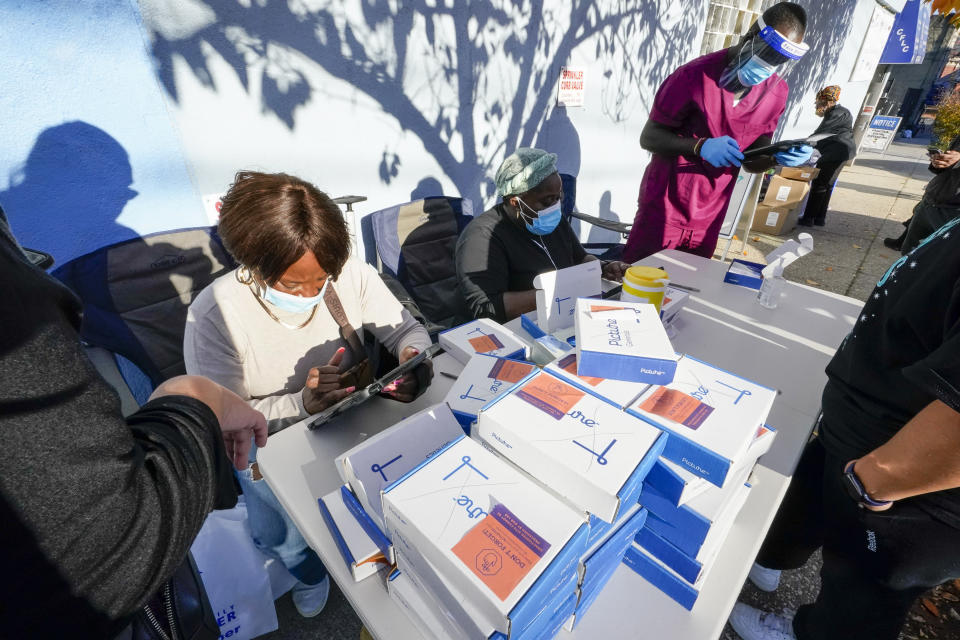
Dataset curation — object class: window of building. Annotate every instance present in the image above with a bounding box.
[701,0,778,55]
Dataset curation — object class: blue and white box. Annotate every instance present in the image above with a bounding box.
[627,356,776,488]
[387,568,460,640]
[317,485,393,581]
[644,424,775,506]
[574,298,678,385]
[439,318,530,365]
[475,369,667,523]
[579,506,648,591]
[641,464,754,558]
[723,259,765,290]
[382,435,588,639]
[335,403,463,527]
[622,541,713,611]
[442,354,537,430]
[635,480,752,584]
[543,352,649,409]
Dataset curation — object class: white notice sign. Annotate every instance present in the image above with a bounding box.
[557,67,586,107]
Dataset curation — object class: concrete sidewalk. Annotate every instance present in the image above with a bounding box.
[721,140,931,301]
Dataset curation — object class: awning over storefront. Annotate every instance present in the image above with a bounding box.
[880,0,932,64]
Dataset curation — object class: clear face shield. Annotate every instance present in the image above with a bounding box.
[719,16,809,92]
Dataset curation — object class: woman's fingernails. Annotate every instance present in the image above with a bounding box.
[346,386,356,393]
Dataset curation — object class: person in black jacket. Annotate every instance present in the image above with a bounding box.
[0,205,268,638]
[884,135,960,254]
[798,85,856,227]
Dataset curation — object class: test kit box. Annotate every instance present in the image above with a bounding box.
[543,352,649,409]
[476,369,667,523]
[723,259,765,290]
[443,354,537,430]
[779,166,820,182]
[439,319,529,365]
[762,175,810,209]
[641,465,754,558]
[574,298,678,385]
[636,480,752,584]
[623,541,715,611]
[751,203,800,236]
[317,485,393,581]
[579,507,648,591]
[660,286,689,326]
[627,355,776,487]
[644,425,775,507]
[386,568,460,640]
[382,435,589,638]
[335,403,463,527]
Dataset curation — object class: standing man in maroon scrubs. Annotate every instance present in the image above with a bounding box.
[623,2,812,262]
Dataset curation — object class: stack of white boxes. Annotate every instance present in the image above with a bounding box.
[621,356,778,610]
[319,308,780,635]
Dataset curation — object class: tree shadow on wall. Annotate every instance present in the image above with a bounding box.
[775,0,859,134]
[143,0,705,208]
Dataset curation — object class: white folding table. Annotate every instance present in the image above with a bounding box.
[258,249,862,639]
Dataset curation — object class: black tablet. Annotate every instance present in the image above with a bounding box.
[306,342,443,430]
[741,138,810,160]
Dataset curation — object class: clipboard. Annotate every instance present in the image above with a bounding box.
[307,342,443,430]
[741,133,834,160]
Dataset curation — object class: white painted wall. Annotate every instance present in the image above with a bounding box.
[0,0,894,264]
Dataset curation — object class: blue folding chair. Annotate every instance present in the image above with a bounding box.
[52,226,237,403]
[361,197,475,335]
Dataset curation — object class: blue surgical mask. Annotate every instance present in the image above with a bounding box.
[262,278,328,314]
[737,57,775,86]
[517,199,563,236]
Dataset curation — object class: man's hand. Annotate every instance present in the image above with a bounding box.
[601,260,631,282]
[150,375,268,470]
[931,150,960,169]
[381,346,432,403]
[303,347,355,414]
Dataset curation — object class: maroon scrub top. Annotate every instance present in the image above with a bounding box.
[624,50,788,262]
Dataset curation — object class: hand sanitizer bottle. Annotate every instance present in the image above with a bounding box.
[758,269,785,309]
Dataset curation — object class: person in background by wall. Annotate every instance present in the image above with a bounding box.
[0,204,268,637]
[622,2,812,262]
[883,135,960,253]
[798,85,855,227]
[730,217,960,640]
[456,147,630,322]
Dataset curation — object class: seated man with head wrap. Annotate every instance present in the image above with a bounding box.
[456,147,630,322]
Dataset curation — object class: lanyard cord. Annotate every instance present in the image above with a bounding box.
[532,236,557,270]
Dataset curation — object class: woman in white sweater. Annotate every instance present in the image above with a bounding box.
[184,171,431,618]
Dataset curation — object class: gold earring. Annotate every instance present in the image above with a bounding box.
[236,266,254,285]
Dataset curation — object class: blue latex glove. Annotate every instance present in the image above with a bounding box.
[774,144,814,167]
[699,136,744,168]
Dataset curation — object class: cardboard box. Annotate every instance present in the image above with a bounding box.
[476,369,667,522]
[779,166,820,182]
[335,403,464,527]
[635,481,752,583]
[762,175,810,208]
[723,259,765,290]
[640,465,754,558]
[543,352,649,409]
[579,507,648,591]
[644,425,775,507]
[442,354,537,430]
[382,435,589,638]
[439,318,530,365]
[317,485,393,581]
[627,355,776,487]
[623,540,715,611]
[574,298,678,385]
[751,203,801,236]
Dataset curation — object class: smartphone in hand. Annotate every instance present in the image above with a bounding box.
[928,147,944,157]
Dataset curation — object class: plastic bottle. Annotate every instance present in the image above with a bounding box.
[757,273,785,309]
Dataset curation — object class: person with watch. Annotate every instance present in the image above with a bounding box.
[729,217,960,640]
[622,2,812,263]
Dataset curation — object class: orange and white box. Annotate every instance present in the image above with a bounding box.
[439,319,530,365]
[475,369,667,523]
[382,435,588,638]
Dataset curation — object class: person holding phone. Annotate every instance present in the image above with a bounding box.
[622,2,812,262]
[183,171,431,618]
[883,136,960,253]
